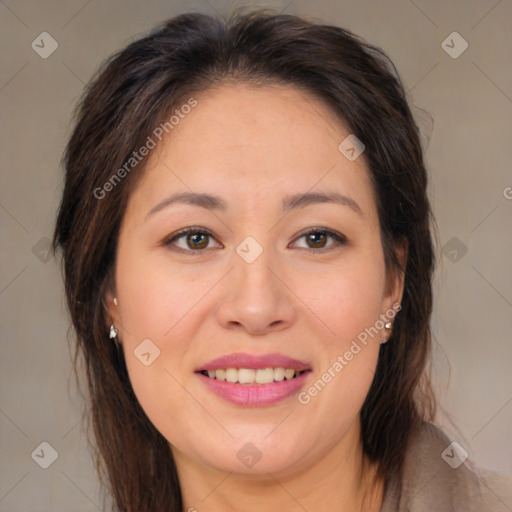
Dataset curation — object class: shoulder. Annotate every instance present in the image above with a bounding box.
[381,422,512,512]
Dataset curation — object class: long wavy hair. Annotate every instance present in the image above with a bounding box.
[52,8,436,511]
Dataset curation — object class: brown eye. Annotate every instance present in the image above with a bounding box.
[292,229,347,251]
[186,232,209,250]
[306,232,327,249]
[164,227,221,253]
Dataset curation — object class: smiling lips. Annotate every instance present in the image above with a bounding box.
[195,352,312,407]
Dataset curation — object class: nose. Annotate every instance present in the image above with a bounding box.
[215,250,297,336]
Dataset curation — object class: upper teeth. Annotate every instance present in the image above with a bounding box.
[205,367,302,384]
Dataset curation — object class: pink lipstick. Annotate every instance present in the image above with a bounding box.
[195,352,312,407]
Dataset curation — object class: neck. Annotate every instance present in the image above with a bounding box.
[173,422,384,512]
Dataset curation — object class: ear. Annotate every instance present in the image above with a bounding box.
[382,237,408,313]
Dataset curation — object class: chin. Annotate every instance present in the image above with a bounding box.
[187,431,312,477]
[207,449,304,477]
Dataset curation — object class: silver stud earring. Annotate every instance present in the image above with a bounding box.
[109,324,118,340]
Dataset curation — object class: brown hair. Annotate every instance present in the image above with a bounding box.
[52,8,436,511]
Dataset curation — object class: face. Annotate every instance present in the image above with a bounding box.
[107,83,404,478]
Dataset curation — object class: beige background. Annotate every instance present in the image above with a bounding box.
[1,0,511,510]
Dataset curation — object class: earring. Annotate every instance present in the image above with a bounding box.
[109,324,118,340]
[381,321,393,344]
[110,299,119,344]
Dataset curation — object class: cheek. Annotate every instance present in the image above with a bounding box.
[293,251,385,409]
[114,248,224,433]
[300,346,379,453]
[294,251,386,340]
[115,246,212,340]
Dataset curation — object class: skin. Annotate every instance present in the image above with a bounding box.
[106,83,406,512]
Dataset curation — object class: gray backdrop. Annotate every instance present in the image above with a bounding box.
[1,0,511,510]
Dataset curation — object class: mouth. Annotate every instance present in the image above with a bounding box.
[195,353,312,407]
[198,367,308,384]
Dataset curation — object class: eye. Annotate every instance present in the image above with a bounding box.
[163,227,346,253]
[291,228,347,251]
[163,227,222,252]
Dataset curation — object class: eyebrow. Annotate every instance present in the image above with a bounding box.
[282,191,362,216]
[145,192,228,220]
[145,190,362,220]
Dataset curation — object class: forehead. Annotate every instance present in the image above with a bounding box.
[168,83,346,164]
[128,83,377,219]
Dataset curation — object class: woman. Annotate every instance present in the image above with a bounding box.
[52,9,509,512]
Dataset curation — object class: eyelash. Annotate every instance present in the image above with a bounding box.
[162,226,347,254]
